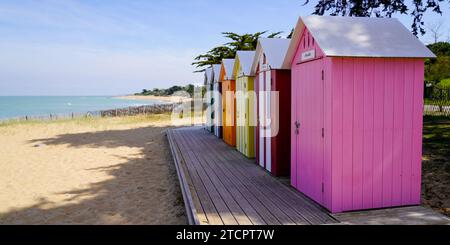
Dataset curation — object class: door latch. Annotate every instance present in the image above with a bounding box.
[295,121,301,135]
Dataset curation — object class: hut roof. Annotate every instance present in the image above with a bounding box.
[234,51,256,77]
[283,16,436,67]
[251,38,291,74]
[204,67,213,85]
[221,59,236,81]
[212,64,221,83]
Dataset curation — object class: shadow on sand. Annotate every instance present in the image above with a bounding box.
[0,126,186,225]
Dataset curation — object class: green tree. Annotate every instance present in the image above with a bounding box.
[192,31,283,72]
[303,0,448,36]
[426,42,450,83]
[428,42,450,57]
[427,56,450,83]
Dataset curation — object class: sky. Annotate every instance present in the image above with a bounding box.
[0,0,449,96]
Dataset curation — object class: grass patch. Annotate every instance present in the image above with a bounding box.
[0,113,173,128]
[422,118,450,216]
[424,99,450,106]
[439,78,450,88]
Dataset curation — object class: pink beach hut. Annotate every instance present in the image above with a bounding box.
[282,16,435,213]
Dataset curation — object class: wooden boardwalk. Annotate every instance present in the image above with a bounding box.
[168,127,450,225]
[167,127,337,225]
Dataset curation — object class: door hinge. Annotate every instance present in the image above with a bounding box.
[322,128,324,138]
[322,183,324,193]
[321,70,324,81]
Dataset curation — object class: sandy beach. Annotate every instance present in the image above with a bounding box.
[0,114,188,225]
[117,95,191,103]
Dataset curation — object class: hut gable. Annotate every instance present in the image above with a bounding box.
[233,51,256,78]
[204,67,213,85]
[292,26,325,65]
[220,59,236,81]
[283,16,436,68]
[251,38,291,75]
[212,64,221,83]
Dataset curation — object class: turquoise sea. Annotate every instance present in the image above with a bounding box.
[0,96,163,120]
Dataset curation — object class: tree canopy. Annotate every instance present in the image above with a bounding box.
[192,31,283,72]
[426,42,450,84]
[136,84,197,97]
[304,0,449,36]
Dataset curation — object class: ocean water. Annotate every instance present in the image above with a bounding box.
[0,96,163,120]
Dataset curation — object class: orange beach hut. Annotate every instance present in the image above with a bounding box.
[220,59,237,147]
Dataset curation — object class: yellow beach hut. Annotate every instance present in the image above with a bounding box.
[233,51,256,158]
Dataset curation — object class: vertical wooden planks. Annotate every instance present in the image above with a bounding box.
[255,71,260,165]
[402,59,415,205]
[352,58,364,210]
[342,58,354,211]
[372,59,385,208]
[318,59,325,205]
[299,62,307,193]
[266,69,272,172]
[323,57,333,211]
[382,58,395,207]
[298,64,305,191]
[248,76,256,159]
[291,66,298,187]
[392,60,405,206]
[363,58,375,209]
[259,60,265,169]
[412,60,425,204]
[331,58,343,212]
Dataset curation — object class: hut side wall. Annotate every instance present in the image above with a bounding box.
[329,57,424,213]
[270,69,291,176]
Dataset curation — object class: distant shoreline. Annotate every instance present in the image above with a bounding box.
[117,95,191,103]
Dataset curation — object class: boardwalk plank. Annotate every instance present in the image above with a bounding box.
[172,130,224,225]
[169,127,336,225]
[181,131,281,225]
[177,132,250,225]
[185,130,307,225]
[192,130,335,224]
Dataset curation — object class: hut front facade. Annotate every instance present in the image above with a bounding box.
[204,67,214,133]
[212,64,223,138]
[283,16,436,213]
[234,51,256,158]
[220,59,237,147]
[251,38,292,176]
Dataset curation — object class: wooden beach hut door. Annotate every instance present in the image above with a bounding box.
[258,55,272,172]
[292,58,325,205]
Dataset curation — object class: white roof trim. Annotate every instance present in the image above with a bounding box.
[251,38,291,75]
[283,16,436,68]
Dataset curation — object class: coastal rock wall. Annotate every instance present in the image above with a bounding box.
[100,104,176,117]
